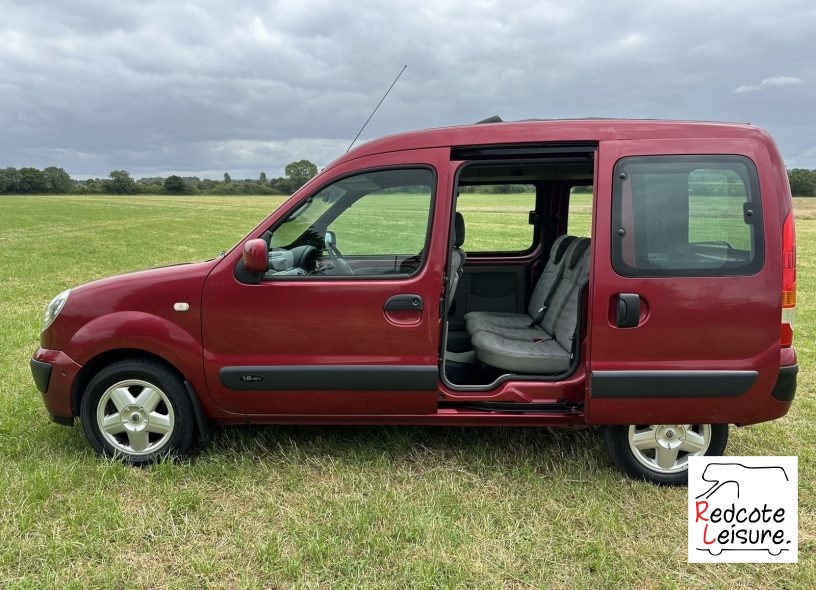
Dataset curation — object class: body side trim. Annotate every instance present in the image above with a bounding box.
[220,365,439,391]
[590,370,758,398]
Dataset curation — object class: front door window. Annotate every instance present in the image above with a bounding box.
[266,168,435,278]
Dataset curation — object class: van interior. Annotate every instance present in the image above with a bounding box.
[443,147,595,390]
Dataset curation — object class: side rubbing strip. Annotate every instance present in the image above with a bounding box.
[220,365,439,391]
[590,370,758,398]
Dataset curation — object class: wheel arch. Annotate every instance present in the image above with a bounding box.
[72,348,187,416]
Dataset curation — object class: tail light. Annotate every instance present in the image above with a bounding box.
[781,211,796,347]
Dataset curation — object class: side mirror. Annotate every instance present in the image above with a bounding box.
[324,230,336,249]
[242,239,269,273]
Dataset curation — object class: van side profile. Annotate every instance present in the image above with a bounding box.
[30,119,797,484]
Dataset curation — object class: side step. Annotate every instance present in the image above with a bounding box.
[442,401,583,414]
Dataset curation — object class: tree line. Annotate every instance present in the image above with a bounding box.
[2,163,816,197]
[0,160,318,195]
[788,169,816,197]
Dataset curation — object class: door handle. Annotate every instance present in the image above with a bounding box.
[616,293,641,328]
[384,294,424,311]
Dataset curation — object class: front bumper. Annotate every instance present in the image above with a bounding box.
[30,358,52,393]
[30,348,83,424]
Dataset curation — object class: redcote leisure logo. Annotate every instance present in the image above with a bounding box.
[688,456,798,563]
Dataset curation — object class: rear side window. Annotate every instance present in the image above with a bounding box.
[612,155,763,276]
[457,184,535,252]
[568,185,593,237]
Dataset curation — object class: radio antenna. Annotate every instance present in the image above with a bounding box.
[346,65,407,152]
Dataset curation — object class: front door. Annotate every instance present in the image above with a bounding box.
[201,149,451,415]
[588,138,781,425]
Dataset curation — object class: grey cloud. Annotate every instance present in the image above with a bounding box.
[2,0,816,177]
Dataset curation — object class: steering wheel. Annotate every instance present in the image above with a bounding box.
[324,231,354,275]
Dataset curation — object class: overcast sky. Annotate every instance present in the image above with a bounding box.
[1,0,814,179]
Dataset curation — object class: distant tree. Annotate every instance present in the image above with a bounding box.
[259,171,267,184]
[138,181,162,194]
[269,176,289,193]
[104,170,138,194]
[223,172,232,184]
[18,167,47,193]
[42,167,74,193]
[164,175,187,194]
[284,160,318,192]
[788,168,816,197]
[0,167,21,193]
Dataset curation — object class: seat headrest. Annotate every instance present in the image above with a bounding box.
[550,235,576,264]
[453,212,466,248]
[566,238,590,268]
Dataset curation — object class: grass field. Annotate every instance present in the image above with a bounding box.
[0,194,814,589]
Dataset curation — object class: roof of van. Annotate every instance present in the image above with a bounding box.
[327,118,774,171]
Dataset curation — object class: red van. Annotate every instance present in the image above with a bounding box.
[30,119,797,484]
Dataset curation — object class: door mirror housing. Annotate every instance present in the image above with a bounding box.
[324,230,337,250]
[243,239,269,273]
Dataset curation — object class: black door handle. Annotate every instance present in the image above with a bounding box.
[384,294,424,311]
[616,293,641,328]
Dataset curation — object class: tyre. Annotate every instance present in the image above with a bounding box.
[80,359,197,464]
[603,423,729,485]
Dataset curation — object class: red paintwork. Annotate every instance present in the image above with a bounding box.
[201,147,450,416]
[32,349,82,416]
[33,119,795,429]
[587,137,791,426]
[243,239,269,273]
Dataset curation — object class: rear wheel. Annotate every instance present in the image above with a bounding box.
[80,360,196,464]
[603,423,728,485]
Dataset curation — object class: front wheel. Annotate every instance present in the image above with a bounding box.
[80,360,197,464]
[603,423,728,485]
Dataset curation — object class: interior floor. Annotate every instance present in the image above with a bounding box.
[444,358,505,386]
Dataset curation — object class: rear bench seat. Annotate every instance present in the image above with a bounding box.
[470,239,590,374]
[464,235,579,337]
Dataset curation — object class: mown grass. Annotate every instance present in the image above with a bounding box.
[0,194,813,589]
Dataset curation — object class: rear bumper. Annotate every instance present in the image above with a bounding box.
[772,365,797,402]
[30,348,82,424]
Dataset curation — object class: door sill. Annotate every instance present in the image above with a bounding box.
[441,401,583,414]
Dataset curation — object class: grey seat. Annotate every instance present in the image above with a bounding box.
[464,235,581,338]
[471,242,590,374]
[447,212,466,312]
[470,333,571,374]
[476,239,590,342]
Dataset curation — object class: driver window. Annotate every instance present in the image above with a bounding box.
[265,168,435,278]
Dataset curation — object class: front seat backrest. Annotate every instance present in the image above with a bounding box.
[448,212,467,312]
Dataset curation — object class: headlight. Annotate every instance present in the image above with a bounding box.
[42,289,71,333]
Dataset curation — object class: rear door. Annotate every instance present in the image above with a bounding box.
[588,138,781,425]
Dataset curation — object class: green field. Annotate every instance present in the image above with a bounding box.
[0,195,813,589]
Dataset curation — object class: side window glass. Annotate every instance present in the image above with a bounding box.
[328,190,430,256]
[456,184,535,252]
[612,156,762,276]
[688,169,751,249]
[265,168,434,278]
[568,185,593,237]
